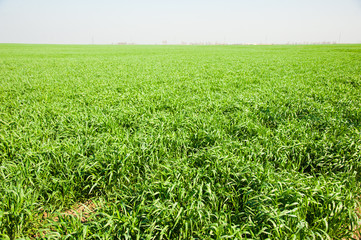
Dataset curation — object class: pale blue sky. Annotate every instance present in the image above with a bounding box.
[0,0,360,44]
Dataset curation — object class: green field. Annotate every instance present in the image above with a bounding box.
[1,44,361,239]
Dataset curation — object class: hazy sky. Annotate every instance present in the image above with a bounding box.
[0,0,360,44]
